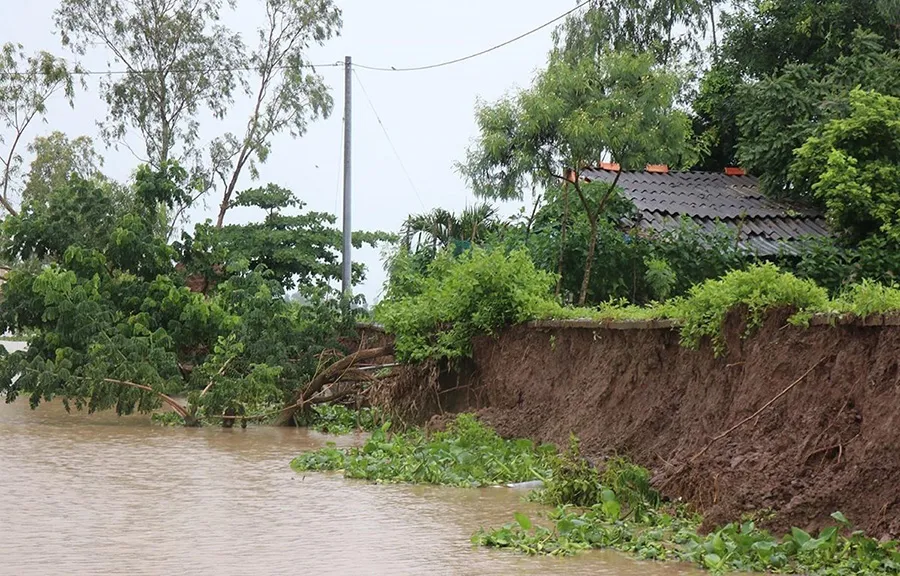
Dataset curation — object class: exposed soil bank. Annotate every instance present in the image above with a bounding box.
[381,312,900,539]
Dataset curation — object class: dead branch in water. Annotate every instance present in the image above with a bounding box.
[273,344,394,426]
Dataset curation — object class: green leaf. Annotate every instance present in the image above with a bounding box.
[514,512,533,531]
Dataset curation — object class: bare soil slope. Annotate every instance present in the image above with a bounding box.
[454,311,900,538]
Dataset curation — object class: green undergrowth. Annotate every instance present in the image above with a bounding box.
[377,246,900,362]
[290,413,557,487]
[299,404,385,435]
[475,438,900,575]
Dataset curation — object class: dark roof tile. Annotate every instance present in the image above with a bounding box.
[584,169,830,256]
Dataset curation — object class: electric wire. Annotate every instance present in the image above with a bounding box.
[352,68,427,211]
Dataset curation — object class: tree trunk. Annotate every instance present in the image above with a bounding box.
[578,219,599,306]
[708,0,719,59]
[555,183,570,298]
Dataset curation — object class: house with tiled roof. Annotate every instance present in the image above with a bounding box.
[578,165,830,255]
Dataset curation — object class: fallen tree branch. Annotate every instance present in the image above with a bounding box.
[199,357,234,398]
[101,378,191,419]
[273,345,394,426]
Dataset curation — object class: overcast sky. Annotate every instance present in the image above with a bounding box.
[1,1,576,303]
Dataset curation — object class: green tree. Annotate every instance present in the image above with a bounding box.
[210,0,341,227]
[0,44,75,216]
[694,0,900,175]
[722,0,899,78]
[737,33,900,200]
[791,89,900,244]
[21,132,104,207]
[401,203,500,253]
[55,0,244,173]
[177,183,384,292]
[554,0,721,66]
[0,163,371,425]
[462,50,694,304]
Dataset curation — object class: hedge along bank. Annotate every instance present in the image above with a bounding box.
[375,248,900,363]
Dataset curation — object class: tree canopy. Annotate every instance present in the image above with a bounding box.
[463,48,694,304]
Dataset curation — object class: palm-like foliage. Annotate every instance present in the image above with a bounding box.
[401,203,500,252]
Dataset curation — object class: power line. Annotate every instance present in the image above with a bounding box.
[0,61,344,79]
[1,2,591,79]
[353,0,591,72]
[352,69,426,211]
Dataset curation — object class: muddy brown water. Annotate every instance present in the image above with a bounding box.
[0,397,706,576]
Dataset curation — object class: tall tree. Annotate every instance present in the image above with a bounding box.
[22,132,104,207]
[693,0,900,174]
[0,44,75,216]
[462,50,694,305]
[737,32,900,201]
[210,0,341,227]
[55,0,244,174]
[554,0,720,66]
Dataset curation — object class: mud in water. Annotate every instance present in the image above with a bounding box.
[0,398,704,576]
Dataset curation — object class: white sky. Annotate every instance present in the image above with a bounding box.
[0,0,576,304]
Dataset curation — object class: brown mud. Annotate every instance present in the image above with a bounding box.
[374,311,900,539]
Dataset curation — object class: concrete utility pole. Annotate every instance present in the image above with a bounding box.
[341,55,352,297]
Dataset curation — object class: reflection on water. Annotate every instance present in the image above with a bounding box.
[0,398,705,576]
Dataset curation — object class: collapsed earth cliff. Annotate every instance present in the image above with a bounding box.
[369,309,900,538]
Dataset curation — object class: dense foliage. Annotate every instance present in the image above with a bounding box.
[0,163,379,424]
[301,404,385,435]
[291,414,557,487]
[376,247,561,362]
[791,89,900,244]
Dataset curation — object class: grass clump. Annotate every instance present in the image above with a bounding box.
[834,279,900,318]
[299,404,384,435]
[675,263,829,354]
[291,413,556,487]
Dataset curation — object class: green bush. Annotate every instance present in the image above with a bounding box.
[834,280,900,318]
[299,404,384,435]
[375,247,562,362]
[675,263,830,354]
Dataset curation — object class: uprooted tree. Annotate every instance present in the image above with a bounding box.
[0,162,391,426]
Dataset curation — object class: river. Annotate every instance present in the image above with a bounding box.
[0,396,706,575]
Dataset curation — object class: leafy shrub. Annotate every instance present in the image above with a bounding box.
[791,89,900,244]
[534,435,604,508]
[786,235,900,295]
[375,247,561,362]
[675,263,830,354]
[601,456,660,521]
[291,413,557,487]
[834,280,900,318]
[299,404,384,435]
[644,257,677,301]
